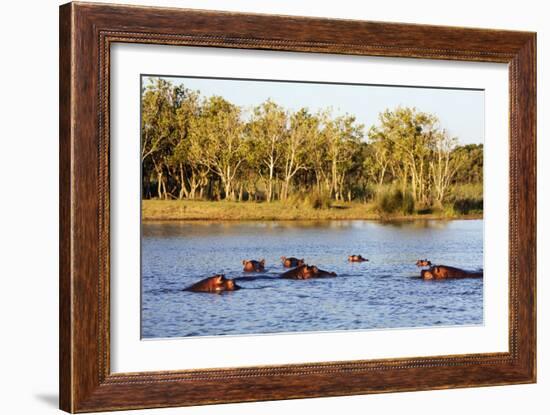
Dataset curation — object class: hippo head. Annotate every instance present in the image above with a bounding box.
[303,265,318,278]
[213,274,240,291]
[310,265,337,277]
[421,269,434,280]
[222,279,240,291]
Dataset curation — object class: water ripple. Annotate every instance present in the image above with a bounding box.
[141,219,483,338]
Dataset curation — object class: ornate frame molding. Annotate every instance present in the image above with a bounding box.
[60,2,536,412]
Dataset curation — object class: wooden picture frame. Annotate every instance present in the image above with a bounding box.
[59,2,536,412]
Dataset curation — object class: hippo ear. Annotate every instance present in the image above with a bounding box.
[260,259,265,265]
[242,260,246,265]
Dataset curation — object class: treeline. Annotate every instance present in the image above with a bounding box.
[141,78,483,209]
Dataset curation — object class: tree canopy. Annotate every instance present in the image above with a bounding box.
[141,78,483,208]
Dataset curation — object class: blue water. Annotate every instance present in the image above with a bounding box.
[141,220,483,338]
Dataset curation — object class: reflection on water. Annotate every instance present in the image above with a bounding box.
[141,219,483,338]
[142,219,455,238]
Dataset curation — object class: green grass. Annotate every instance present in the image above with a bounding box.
[142,199,483,221]
[448,183,483,200]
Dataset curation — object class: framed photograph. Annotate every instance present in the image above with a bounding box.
[59,2,536,412]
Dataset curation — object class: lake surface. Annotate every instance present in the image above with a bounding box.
[141,220,483,339]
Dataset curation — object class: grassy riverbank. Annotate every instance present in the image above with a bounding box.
[142,200,483,221]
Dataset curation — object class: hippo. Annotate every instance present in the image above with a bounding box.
[281,256,305,268]
[280,264,315,280]
[420,265,483,280]
[348,255,368,262]
[280,264,337,279]
[310,265,337,278]
[184,274,241,293]
[242,259,265,272]
[416,259,432,267]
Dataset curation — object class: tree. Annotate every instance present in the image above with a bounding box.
[322,114,364,200]
[368,107,440,204]
[429,130,463,206]
[169,89,212,200]
[140,78,482,209]
[452,144,484,184]
[280,109,317,200]
[188,96,246,200]
[141,78,185,199]
[365,132,391,186]
[247,100,287,202]
[307,121,329,194]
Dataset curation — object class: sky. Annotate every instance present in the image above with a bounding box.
[145,75,484,145]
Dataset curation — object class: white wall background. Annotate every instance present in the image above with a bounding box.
[0,1,546,414]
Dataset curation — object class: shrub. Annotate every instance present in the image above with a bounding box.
[361,184,377,202]
[377,189,399,213]
[343,184,376,203]
[401,191,415,215]
[304,190,332,210]
[284,191,303,207]
[375,188,415,215]
[453,198,483,215]
[283,189,332,210]
[446,183,483,203]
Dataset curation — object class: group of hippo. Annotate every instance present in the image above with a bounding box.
[185,256,342,293]
[184,255,483,294]
[241,257,338,279]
